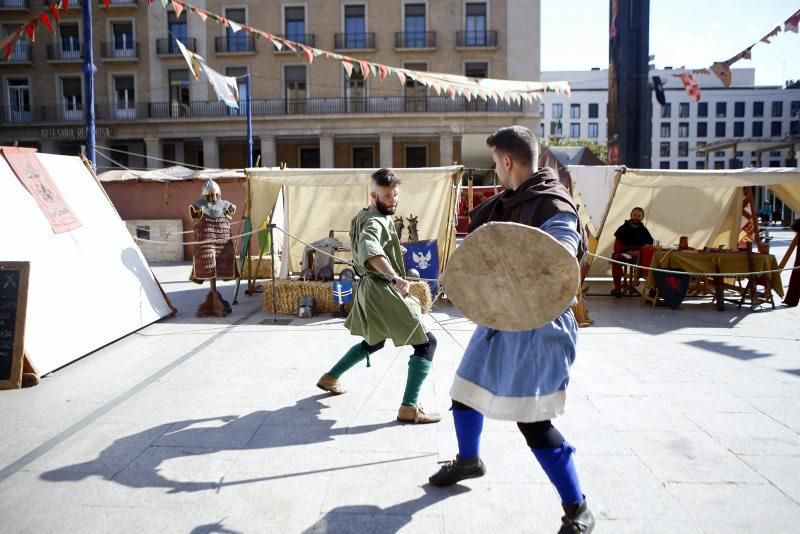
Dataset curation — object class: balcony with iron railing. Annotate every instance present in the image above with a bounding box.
[214,35,256,54]
[0,42,33,63]
[273,34,315,53]
[0,0,29,10]
[43,0,81,7]
[456,30,498,49]
[46,42,82,62]
[0,96,522,125]
[156,37,196,55]
[334,32,375,50]
[100,41,140,60]
[394,31,436,50]
[99,0,137,6]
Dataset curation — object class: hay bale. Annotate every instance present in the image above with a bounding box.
[263,279,432,315]
[242,256,279,279]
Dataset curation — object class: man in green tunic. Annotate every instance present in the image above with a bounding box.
[316,168,441,424]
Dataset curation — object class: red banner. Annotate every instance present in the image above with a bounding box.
[1,147,81,234]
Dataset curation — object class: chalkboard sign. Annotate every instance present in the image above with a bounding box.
[0,262,29,390]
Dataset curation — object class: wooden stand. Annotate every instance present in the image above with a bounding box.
[196,279,231,317]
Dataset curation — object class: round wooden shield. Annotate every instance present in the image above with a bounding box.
[443,222,580,331]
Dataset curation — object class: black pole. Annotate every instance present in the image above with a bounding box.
[82,0,97,169]
[607,0,650,168]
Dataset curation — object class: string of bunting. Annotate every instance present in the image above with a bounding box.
[0,0,570,105]
[665,7,799,102]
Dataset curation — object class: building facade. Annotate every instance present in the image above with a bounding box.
[540,68,800,170]
[0,0,542,170]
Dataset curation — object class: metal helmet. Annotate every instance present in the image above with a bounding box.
[201,179,221,197]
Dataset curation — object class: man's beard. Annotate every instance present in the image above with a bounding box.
[375,198,397,215]
[630,220,640,227]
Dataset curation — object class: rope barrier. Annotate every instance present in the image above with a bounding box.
[585,250,800,277]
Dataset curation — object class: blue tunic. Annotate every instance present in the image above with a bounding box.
[449,212,581,422]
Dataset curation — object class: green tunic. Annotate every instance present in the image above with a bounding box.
[343,208,428,346]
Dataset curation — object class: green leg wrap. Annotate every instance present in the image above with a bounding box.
[329,343,370,379]
[402,356,432,407]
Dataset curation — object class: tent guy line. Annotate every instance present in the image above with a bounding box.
[585,250,800,277]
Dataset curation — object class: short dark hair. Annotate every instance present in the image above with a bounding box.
[485,125,539,167]
[631,207,645,216]
[371,168,401,188]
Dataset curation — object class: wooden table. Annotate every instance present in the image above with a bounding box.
[644,249,784,310]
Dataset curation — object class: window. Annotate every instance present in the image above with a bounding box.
[697,102,708,117]
[791,101,799,119]
[733,121,744,137]
[770,150,781,157]
[678,161,688,169]
[226,67,248,116]
[678,122,689,137]
[714,161,725,169]
[168,69,190,117]
[716,102,726,118]
[352,146,374,168]
[299,147,320,168]
[168,11,187,53]
[588,103,598,118]
[464,63,488,111]
[134,225,149,239]
[345,70,366,112]
[660,103,671,118]
[285,6,306,42]
[659,161,670,169]
[697,122,707,137]
[550,121,563,136]
[679,103,689,118]
[660,122,670,138]
[771,121,782,136]
[405,146,427,167]
[660,142,670,157]
[225,8,247,52]
[588,123,598,138]
[678,142,688,157]
[752,121,763,137]
[769,160,780,167]
[403,62,427,111]
[753,101,764,117]
[570,103,580,119]
[539,123,545,137]
[552,103,562,119]
[61,77,82,119]
[113,75,135,118]
[771,101,783,117]
[539,102,545,115]
[696,161,705,169]
[404,3,426,47]
[344,5,366,48]
[7,78,31,122]
[59,23,80,58]
[569,123,580,138]
[111,22,134,57]
[715,122,726,137]
[734,102,745,117]
[285,65,307,114]
[714,151,724,157]
[465,2,487,45]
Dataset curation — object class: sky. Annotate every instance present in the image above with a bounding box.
[541,0,800,86]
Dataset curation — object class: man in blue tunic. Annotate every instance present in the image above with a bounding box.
[429,126,595,533]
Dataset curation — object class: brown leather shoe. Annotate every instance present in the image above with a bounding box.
[316,373,345,395]
[397,403,441,424]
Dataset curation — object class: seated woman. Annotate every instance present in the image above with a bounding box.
[610,207,654,297]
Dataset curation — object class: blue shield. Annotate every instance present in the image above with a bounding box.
[654,269,690,310]
[332,280,353,305]
[403,240,439,294]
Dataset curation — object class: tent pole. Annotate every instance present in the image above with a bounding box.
[82,0,96,170]
[245,74,253,168]
[269,223,278,323]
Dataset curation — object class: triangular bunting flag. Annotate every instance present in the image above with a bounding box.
[341,59,354,77]
[63,0,70,11]
[379,64,388,80]
[3,41,12,62]
[25,21,36,43]
[160,0,168,8]
[370,63,378,77]
[784,8,800,32]
[312,48,323,57]
[301,45,314,63]
[49,3,60,22]
[761,25,781,43]
[396,69,407,85]
[228,19,243,34]
[195,7,208,22]
[358,60,370,78]
[171,0,183,17]
[102,0,110,10]
[39,12,55,34]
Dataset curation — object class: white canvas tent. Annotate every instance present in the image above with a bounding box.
[245,167,463,275]
[565,165,800,276]
[1,151,173,375]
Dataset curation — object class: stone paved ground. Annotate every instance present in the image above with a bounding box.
[0,230,797,533]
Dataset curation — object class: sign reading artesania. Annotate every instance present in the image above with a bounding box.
[40,127,112,140]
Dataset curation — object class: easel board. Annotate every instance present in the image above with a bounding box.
[0,262,29,390]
